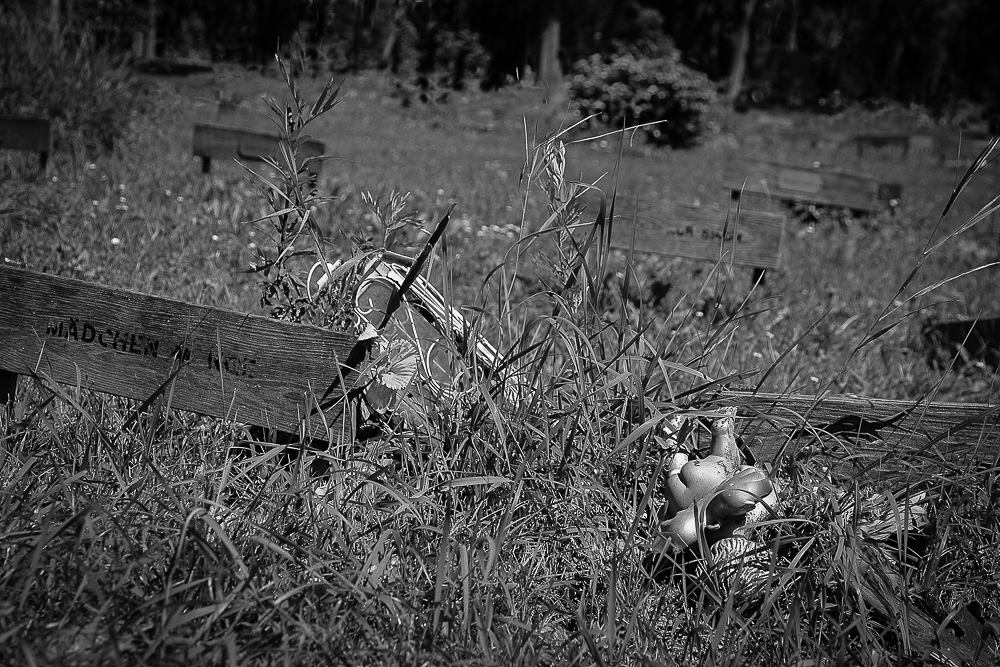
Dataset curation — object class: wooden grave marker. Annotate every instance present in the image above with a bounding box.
[923,316,1000,369]
[0,265,362,440]
[192,122,325,177]
[599,198,786,274]
[852,133,947,160]
[0,115,51,172]
[725,159,902,214]
[773,130,851,149]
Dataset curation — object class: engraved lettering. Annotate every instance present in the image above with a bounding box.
[144,338,159,357]
[68,318,78,341]
[46,321,59,336]
[99,329,111,347]
[208,350,257,378]
[81,323,96,343]
[129,334,139,354]
[112,330,129,352]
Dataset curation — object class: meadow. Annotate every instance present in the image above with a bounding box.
[1,57,999,666]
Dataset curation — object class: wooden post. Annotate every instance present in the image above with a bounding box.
[0,369,16,408]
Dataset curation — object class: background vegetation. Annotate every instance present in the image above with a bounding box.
[1,3,999,666]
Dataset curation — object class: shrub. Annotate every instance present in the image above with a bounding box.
[568,46,715,148]
[0,9,144,155]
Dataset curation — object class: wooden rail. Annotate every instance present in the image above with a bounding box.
[0,115,51,172]
[0,265,361,441]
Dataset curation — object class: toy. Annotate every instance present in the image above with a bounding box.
[658,407,778,553]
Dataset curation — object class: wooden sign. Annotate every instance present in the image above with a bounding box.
[0,115,51,172]
[192,122,325,176]
[603,199,786,270]
[923,316,1000,369]
[755,113,794,129]
[725,159,902,213]
[774,130,851,149]
[937,133,995,167]
[0,266,361,441]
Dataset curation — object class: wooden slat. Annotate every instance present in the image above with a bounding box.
[725,159,900,213]
[0,115,51,153]
[774,130,851,148]
[923,316,1000,368]
[0,266,362,440]
[852,133,912,155]
[192,123,325,173]
[705,388,1000,477]
[603,199,786,270]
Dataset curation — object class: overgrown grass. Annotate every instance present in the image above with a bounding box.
[0,8,145,160]
[1,57,999,666]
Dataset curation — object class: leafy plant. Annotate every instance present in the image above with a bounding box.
[568,44,715,148]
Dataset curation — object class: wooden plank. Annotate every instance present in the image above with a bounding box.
[603,199,786,270]
[852,133,911,156]
[0,266,362,440]
[702,388,1000,478]
[192,122,325,174]
[923,316,1000,369]
[755,113,794,129]
[725,159,901,213]
[936,133,995,167]
[0,115,51,170]
[774,130,851,149]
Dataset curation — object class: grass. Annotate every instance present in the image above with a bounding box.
[1,55,1000,665]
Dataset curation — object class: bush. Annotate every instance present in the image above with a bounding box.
[568,46,715,148]
[0,9,144,155]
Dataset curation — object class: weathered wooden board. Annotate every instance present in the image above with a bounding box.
[936,133,995,167]
[603,199,786,270]
[703,388,1000,478]
[192,122,325,175]
[0,115,51,170]
[755,113,794,129]
[725,159,901,213]
[852,133,914,157]
[923,316,1000,369]
[0,266,362,440]
[774,130,851,149]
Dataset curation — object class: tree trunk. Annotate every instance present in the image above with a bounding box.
[49,0,59,31]
[788,0,798,52]
[146,0,157,59]
[538,0,564,104]
[726,0,758,107]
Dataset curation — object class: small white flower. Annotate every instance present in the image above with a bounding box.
[211,234,220,242]
[111,237,121,246]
